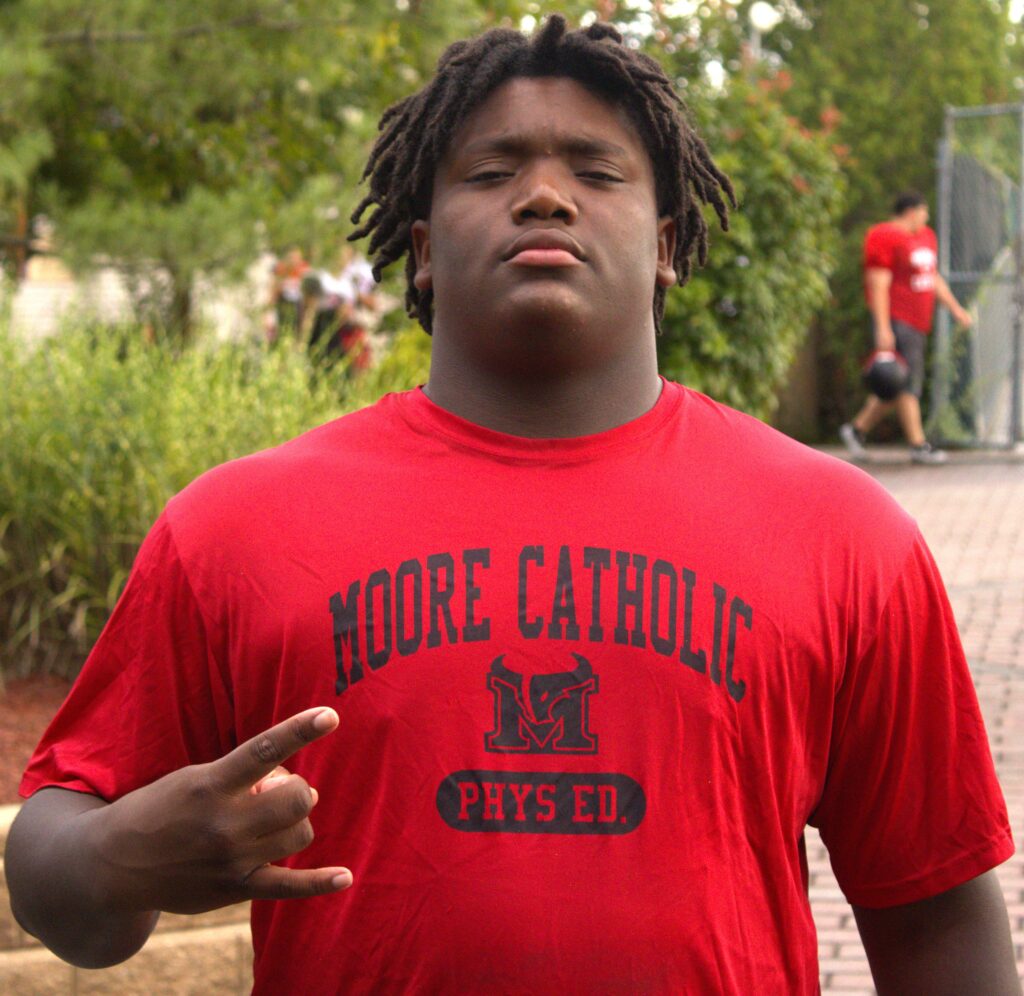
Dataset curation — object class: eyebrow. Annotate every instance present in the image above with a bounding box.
[458,133,631,160]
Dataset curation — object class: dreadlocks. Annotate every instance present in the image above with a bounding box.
[350,14,734,334]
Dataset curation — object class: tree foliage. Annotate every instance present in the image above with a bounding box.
[610,3,846,420]
[657,72,845,418]
[777,0,1011,229]
[1,0,845,422]
[0,0,571,332]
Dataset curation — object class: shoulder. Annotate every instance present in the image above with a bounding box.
[675,385,917,552]
[863,223,904,269]
[864,221,897,260]
[163,392,412,542]
[864,221,901,249]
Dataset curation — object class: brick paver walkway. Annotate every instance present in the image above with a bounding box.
[810,453,1024,994]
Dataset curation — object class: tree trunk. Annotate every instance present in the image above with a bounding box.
[169,272,193,345]
[14,197,28,280]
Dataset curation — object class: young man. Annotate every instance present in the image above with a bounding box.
[7,17,1018,995]
[840,191,973,465]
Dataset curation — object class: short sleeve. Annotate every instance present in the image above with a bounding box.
[810,532,1013,908]
[19,513,237,802]
[864,226,895,271]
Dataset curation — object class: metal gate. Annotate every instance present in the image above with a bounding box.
[933,103,1024,448]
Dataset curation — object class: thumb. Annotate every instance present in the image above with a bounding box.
[245,864,354,901]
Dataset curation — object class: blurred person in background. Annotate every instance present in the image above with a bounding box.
[306,244,378,371]
[267,245,311,340]
[840,191,972,465]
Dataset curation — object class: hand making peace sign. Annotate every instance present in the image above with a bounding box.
[80,707,352,916]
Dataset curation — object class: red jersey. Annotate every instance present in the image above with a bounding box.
[22,383,1012,994]
[863,221,938,333]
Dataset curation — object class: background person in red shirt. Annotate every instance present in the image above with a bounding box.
[840,191,972,464]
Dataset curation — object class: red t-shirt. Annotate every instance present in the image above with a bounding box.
[863,222,938,333]
[22,382,1012,994]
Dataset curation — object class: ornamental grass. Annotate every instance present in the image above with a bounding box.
[0,318,430,679]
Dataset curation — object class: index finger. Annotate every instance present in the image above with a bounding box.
[213,707,339,792]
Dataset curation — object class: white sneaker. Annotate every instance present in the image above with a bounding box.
[839,423,867,459]
[910,442,948,465]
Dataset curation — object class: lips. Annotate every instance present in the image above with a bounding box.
[502,229,586,265]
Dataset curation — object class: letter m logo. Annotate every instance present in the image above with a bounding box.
[485,654,598,754]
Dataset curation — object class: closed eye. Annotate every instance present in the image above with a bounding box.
[466,171,512,183]
[579,171,624,182]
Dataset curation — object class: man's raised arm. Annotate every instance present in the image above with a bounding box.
[4,707,352,969]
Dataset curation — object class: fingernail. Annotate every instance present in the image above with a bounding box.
[331,870,352,889]
[312,709,337,732]
[310,787,319,807]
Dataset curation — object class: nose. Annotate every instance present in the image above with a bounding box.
[511,163,578,224]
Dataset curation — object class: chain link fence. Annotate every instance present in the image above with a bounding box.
[932,103,1024,448]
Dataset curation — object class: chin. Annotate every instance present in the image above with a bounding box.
[506,310,589,355]
[502,285,592,332]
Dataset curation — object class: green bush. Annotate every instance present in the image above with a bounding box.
[0,320,429,678]
[658,74,846,422]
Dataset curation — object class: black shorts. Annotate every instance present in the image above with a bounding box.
[892,320,927,398]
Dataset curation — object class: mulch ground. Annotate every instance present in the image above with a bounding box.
[0,674,72,805]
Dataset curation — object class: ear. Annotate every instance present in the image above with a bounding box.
[655,216,677,289]
[411,220,432,292]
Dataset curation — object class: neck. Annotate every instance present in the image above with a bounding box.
[424,335,662,439]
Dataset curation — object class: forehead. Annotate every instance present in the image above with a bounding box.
[445,76,650,165]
